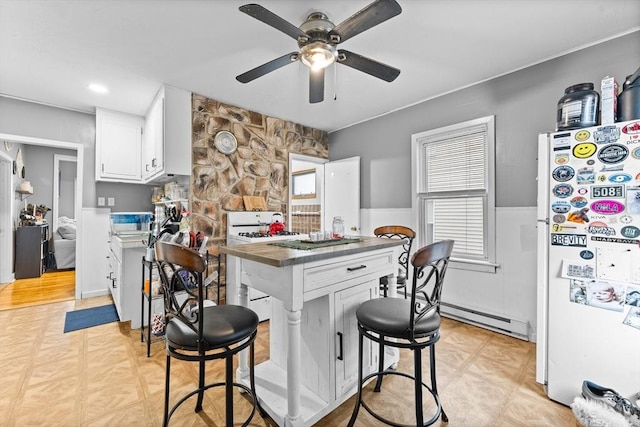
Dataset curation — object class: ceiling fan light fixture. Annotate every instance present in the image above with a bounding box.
[300,42,337,70]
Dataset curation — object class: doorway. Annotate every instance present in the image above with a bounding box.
[53,154,77,232]
[0,133,84,298]
[289,154,326,234]
[0,150,14,284]
[288,154,361,236]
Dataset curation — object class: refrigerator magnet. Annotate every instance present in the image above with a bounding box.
[562,259,595,279]
[585,280,625,312]
[623,307,640,329]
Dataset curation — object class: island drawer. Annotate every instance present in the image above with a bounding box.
[303,249,395,293]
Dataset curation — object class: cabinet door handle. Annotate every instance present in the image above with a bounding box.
[337,332,344,360]
[347,265,366,272]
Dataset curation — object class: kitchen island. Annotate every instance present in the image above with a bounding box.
[220,236,403,426]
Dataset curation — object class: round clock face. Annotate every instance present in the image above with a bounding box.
[214,131,237,155]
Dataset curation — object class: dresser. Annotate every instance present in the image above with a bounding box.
[15,224,49,279]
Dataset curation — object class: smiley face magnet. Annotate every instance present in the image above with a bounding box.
[573,142,597,159]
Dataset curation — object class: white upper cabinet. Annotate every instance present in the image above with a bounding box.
[142,90,164,180]
[143,85,192,183]
[96,108,143,182]
[95,85,191,184]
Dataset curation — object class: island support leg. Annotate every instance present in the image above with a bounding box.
[236,282,250,380]
[285,309,303,427]
[386,276,399,369]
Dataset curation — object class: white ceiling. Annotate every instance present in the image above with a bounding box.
[1,0,639,132]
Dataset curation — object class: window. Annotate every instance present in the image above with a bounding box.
[412,116,496,272]
[292,168,316,199]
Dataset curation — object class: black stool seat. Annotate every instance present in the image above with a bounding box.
[356,298,440,339]
[348,239,454,427]
[166,305,258,350]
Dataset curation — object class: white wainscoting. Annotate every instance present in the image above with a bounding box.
[79,208,111,298]
[361,206,538,341]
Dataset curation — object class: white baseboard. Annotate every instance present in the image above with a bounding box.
[81,288,110,299]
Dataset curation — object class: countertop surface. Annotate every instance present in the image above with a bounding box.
[219,235,403,267]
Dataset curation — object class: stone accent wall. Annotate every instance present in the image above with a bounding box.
[189,94,328,288]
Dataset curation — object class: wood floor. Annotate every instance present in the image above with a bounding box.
[1,279,577,426]
[0,270,75,311]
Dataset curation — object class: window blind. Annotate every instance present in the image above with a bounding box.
[423,124,488,259]
[424,127,486,194]
[432,197,485,257]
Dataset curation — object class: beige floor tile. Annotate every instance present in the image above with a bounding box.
[3,296,575,426]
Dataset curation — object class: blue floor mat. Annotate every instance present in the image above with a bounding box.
[64,304,119,333]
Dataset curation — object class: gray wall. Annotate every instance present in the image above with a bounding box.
[0,97,155,213]
[96,181,156,213]
[22,145,75,220]
[0,97,97,207]
[328,32,640,209]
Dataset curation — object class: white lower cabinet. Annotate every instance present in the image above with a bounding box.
[335,280,379,398]
[108,237,145,329]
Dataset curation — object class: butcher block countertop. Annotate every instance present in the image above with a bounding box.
[219,236,403,268]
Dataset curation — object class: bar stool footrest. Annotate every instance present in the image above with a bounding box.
[358,370,444,427]
[166,381,259,427]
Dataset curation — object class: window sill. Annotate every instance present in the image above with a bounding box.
[449,257,499,274]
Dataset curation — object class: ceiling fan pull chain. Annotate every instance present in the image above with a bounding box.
[333,63,338,101]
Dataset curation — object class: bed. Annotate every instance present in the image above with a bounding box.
[53,217,76,269]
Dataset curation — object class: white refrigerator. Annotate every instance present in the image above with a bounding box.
[536,119,640,406]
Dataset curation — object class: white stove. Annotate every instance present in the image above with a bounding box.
[226,211,301,321]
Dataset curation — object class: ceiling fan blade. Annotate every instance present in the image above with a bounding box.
[337,49,400,82]
[239,4,308,40]
[236,52,298,83]
[309,68,325,103]
[329,0,401,44]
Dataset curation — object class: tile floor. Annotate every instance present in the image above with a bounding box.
[1,295,577,426]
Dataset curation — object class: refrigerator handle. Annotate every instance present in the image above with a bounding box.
[535,133,550,387]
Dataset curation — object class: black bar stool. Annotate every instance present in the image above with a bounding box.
[374,225,415,298]
[348,239,455,427]
[155,241,263,426]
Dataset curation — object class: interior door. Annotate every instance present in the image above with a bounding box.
[324,156,360,236]
[0,151,13,283]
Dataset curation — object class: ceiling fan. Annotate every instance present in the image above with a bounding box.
[235,0,402,103]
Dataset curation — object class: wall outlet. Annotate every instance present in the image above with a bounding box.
[107,197,115,207]
[98,197,105,206]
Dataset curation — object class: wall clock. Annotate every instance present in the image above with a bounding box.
[214,131,237,155]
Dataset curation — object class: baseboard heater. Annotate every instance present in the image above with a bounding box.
[440,302,529,341]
